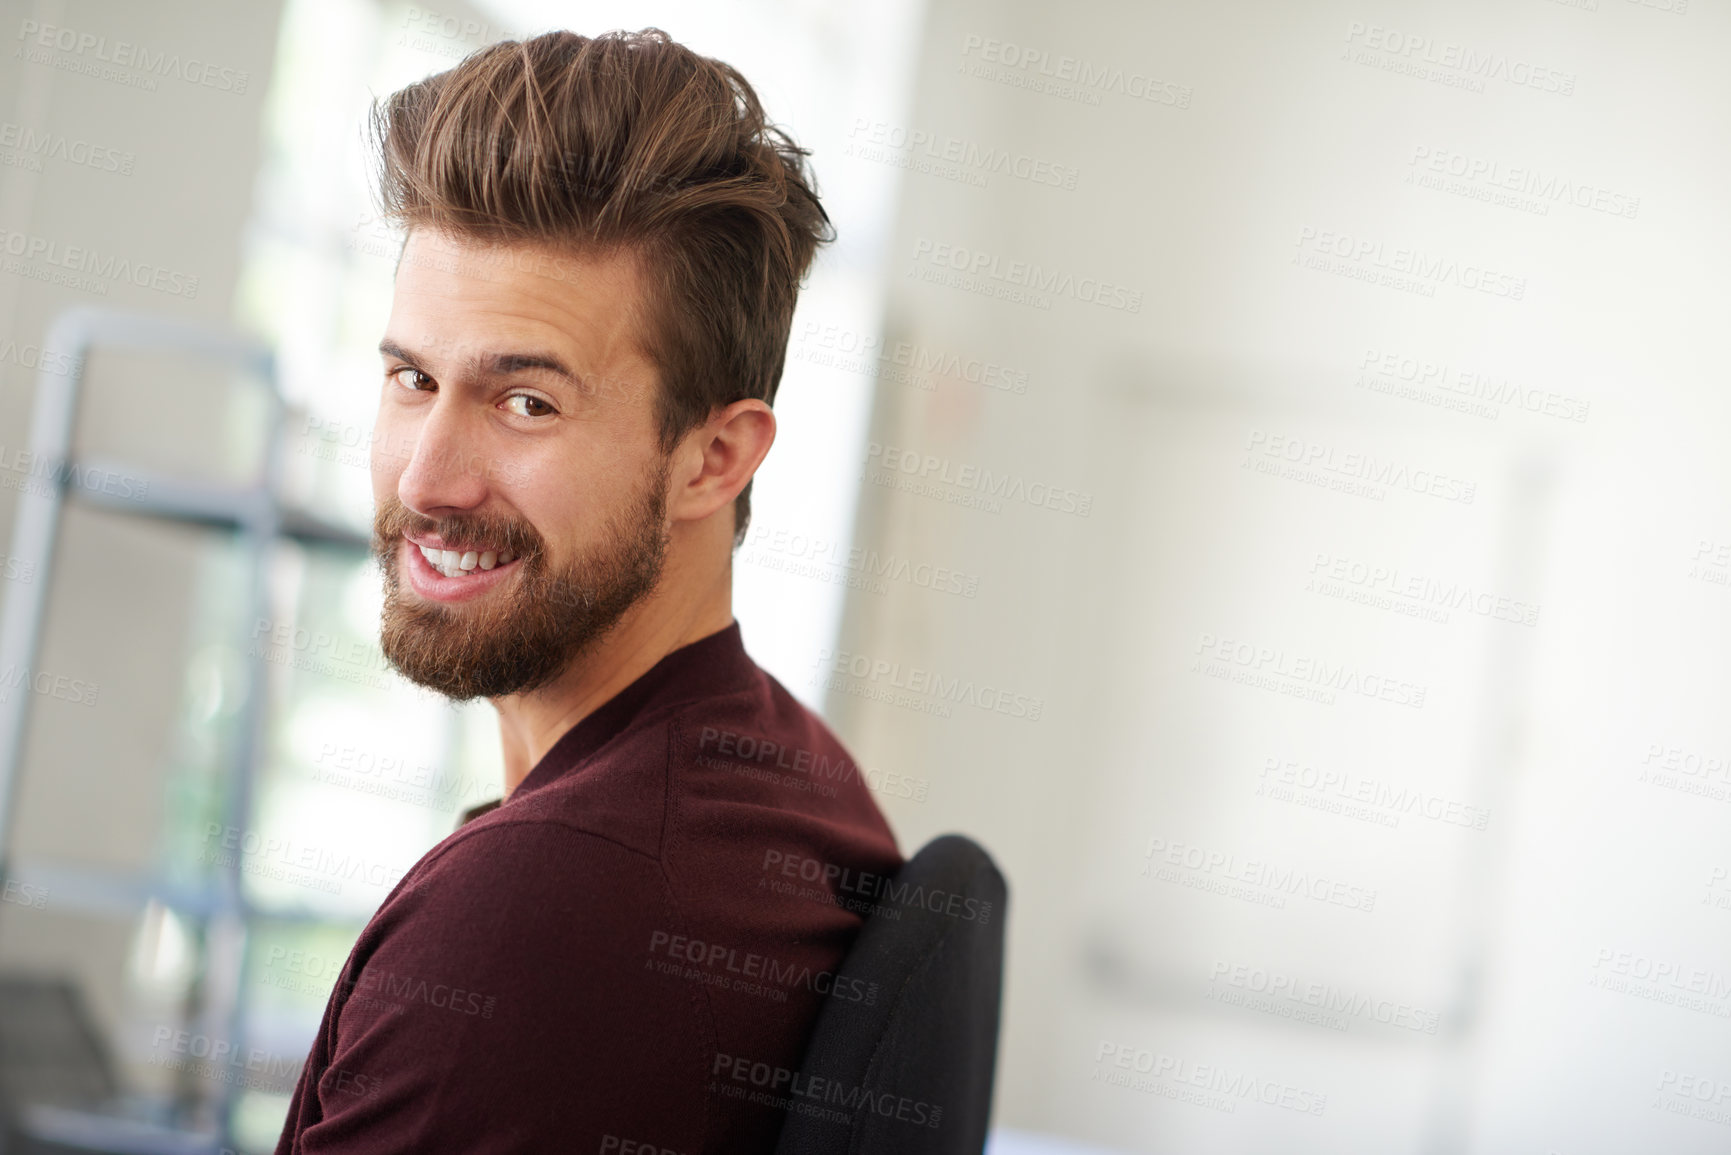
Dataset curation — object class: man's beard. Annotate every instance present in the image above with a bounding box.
[372,458,671,703]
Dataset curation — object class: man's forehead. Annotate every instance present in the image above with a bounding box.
[390,228,653,372]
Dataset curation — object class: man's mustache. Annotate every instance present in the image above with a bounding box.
[374,500,543,562]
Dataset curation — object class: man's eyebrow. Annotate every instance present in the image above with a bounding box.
[378,338,417,363]
[484,351,581,383]
[378,340,584,388]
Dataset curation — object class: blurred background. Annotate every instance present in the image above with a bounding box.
[0,0,1726,1151]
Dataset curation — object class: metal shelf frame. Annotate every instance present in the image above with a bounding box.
[0,305,370,1153]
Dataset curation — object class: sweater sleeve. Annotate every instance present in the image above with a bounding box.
[286,821,714,1154]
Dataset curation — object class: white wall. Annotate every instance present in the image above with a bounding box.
[832,0,1731,1151]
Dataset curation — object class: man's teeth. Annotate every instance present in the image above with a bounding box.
[416,543,516,578]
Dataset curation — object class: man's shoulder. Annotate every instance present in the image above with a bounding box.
[672,676,865,786]
[392,816,668,919]
[673,666,850,753]
[663,670,903,866]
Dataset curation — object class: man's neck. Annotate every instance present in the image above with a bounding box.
[489,553,735,796]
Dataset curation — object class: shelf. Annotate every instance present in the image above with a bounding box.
[8,858,372,927]
[18,1104,221,1155]
[67,455,370,552]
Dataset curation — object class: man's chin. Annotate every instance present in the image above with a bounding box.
[380,638,573,703]
[378,569,643,703]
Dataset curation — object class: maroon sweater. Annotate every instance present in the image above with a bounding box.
[275,622,903,1153]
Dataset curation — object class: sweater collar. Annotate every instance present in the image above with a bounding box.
[501,620,756,805]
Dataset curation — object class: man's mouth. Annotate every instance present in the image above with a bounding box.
[416,544,519,578]
[406,537,521,579]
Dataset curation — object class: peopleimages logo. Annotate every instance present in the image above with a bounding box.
[958,35,1193,109]
[1207,961,1441,1034]
[910,238,1143,313]
[695,727,930,803]
[710,1053,943,1129]
[1243,429,1477,506]
[1341,21,1575,96]
[0,664,99,708]
[1653,1069,1731,1128]
[1406,146,1639,220]
[1259,755,1491,831]
[1588,947,1731,1017]
[793,321,1030,395]
[1143,836,1379,913]
[1294,226,1525,301]
[739,522,981,598]
[0,338,81,379]
[1307,551,1540,627]
[1194,630,1428,710]
[0,121,134,174]
[0,227,199,298]
[202,823,408,894]
[813,647,1045,722]
[762,849,994,925]
[864,441,1093,516]
[399,6,528,46]
[1091,1042,1327,1115]
[16,20,250,93]
[847,118,1081,190]
[1356,346,1590,424]
[148,1028,303,1086]
[647,930,877,1005]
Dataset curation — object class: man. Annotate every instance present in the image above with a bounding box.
[276,28,903,1153]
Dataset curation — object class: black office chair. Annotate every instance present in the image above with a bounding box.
[773,834,1008,1155]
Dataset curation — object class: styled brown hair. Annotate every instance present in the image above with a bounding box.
[370,28,833,544]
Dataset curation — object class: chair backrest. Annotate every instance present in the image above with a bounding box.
[773,834,1007,1155]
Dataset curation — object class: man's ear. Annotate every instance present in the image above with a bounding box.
[667,399,776,523]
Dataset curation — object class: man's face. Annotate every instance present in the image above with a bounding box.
[369,229,671,701]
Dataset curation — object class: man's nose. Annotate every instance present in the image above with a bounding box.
[393,403,492,516]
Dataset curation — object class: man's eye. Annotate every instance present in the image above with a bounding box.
[504,394,555,418]
[391,366,433,390]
